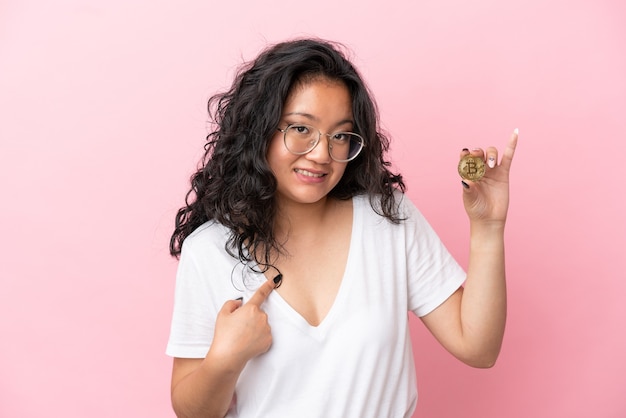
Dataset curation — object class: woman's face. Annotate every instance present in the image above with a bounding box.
[267,78,353,207]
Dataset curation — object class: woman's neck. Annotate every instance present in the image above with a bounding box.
[273,196,340,241]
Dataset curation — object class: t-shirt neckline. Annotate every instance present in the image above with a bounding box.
[261,195,363,338]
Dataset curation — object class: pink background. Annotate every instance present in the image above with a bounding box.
[1,0,625,417]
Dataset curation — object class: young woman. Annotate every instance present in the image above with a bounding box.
[166,38,517,418]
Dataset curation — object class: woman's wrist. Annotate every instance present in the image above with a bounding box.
[469,221,506,251]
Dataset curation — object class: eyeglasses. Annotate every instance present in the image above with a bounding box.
[277,124,365,162]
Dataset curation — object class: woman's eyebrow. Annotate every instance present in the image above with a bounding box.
[283,111,318,121]
[283,112,354,128]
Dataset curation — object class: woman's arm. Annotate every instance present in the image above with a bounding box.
[421,129,518,368]
[171,355,239,418]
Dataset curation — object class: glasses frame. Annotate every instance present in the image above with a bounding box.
[277,124,365,163]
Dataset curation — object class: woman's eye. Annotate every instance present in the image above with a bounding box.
[293,125,309,134]
[332,133,349,142]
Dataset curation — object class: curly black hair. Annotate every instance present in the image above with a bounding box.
[169,38,405,266]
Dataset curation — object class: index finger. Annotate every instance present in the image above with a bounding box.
[500,128,519,170]
[246,274,281,307]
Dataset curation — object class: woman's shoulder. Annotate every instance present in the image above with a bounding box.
[181,220,231,252]
[355,190,419,218]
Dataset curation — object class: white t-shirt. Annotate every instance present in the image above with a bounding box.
[166,193,466,417]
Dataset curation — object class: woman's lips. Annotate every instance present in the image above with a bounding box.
[294,168,326,178]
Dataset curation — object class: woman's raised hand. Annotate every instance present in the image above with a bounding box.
[460,129,518,227]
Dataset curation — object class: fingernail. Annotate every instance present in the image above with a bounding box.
[514,128,519,135]
[235,297,243,301]
[461,181,470,189]
[488,156,496,168]
[462,148,469,152]
[273,274,283,287]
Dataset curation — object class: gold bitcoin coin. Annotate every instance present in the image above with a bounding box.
[458,155,485,181]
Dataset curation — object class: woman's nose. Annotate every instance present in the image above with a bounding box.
[305,134,332,163]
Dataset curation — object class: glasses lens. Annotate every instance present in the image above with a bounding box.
[329,133,364,162]
[283,125,364,162]
[284,125,318,154]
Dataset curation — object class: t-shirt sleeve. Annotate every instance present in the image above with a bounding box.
[165,236,218,358]
[401,196,466,317]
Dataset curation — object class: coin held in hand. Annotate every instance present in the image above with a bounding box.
[458,155,485,181]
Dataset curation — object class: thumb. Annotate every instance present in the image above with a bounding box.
[461,180,475,193]
[461,179,481,202]
[220,297,244,314]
